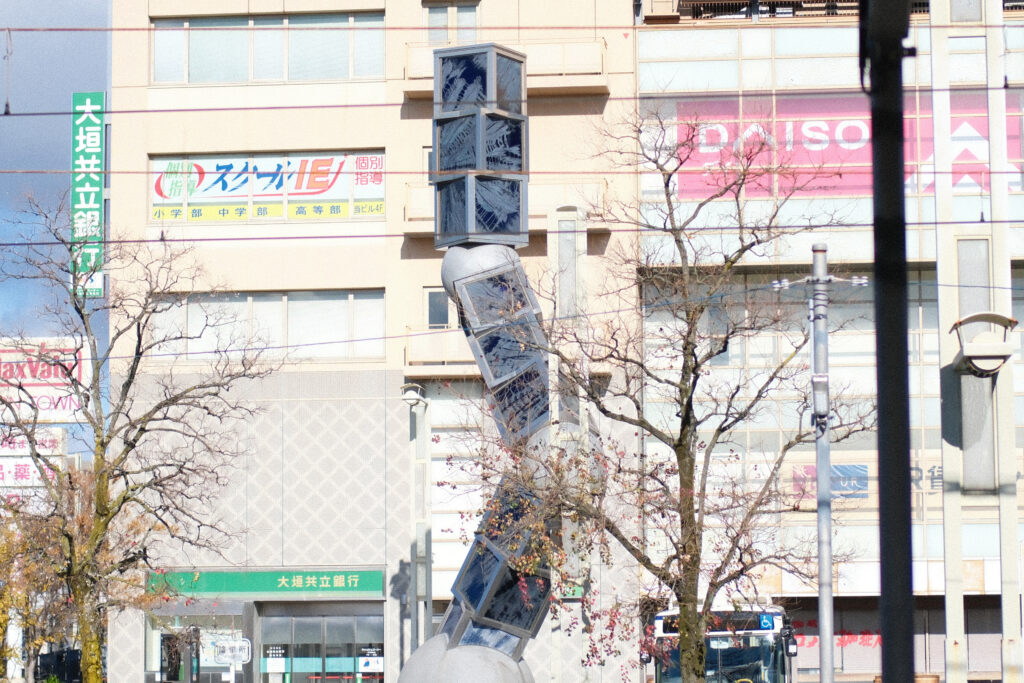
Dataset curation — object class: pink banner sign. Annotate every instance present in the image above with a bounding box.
[672,91,1023,200]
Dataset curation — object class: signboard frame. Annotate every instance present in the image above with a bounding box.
[71,92,106,298]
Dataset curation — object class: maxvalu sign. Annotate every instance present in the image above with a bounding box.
[0,339,90,423]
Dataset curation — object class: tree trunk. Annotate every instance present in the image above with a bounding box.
[72,584,104,683]
[676,600,706,683]
[24,650,35,683]
[79,615,104,683]
[0,606,8,681]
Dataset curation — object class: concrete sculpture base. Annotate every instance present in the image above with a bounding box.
[396,635,535,683]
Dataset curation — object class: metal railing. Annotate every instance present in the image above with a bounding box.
[667,0,933,19]
[646,0,1024,22]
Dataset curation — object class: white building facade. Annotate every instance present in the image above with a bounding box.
[635,0,1024,680]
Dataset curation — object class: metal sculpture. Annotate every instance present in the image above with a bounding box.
[398,44,571,683]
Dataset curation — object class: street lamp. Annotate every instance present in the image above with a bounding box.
[949,311,1017,378]
[402,382,427,408]
[400,383,431,653]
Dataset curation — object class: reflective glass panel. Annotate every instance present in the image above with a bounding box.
[441,53,488,112]
[475,177,521,234]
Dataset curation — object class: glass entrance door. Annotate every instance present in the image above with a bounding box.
[292,618,323,683]
[324,617,354,682]
[260,614,385,683]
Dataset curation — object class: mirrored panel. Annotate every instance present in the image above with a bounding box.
[440,53,488,112]
[485,116,523,171]
[475,177,522,234]
[438,115,480,172]
[496,54,523,114]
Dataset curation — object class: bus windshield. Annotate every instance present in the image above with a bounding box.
[707,635,776,683]
[657,634,783,683]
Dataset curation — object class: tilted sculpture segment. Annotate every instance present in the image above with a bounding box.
[398,44,575,683]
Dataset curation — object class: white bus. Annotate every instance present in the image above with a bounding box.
[652,603,798,683]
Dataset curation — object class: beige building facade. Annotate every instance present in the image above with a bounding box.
[108,1,634,681]
[107,0,1024,682]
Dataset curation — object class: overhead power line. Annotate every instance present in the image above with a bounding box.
[7,216,1024,250]
[0,85,1022,119]
[4,20,1024,32]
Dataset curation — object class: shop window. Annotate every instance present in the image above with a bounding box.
[144,614,244,680]
[153,13,384,84]
[260,615,384,683]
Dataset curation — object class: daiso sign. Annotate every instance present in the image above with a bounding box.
[675,93,875,198]
[0,339,90,423]
[674,90,1024,200]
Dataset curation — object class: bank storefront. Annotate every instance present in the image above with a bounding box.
[147,569,386,683]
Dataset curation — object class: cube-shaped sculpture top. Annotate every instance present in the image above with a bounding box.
[433,44,529,249]
[434,44,526,117]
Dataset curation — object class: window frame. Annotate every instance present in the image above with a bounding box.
[423,3,478,46]
[425,287,459,330]
[151,12,385,85]
[154,290,386,361]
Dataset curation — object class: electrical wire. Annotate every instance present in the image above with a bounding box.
[4,166,1024,177]
[3,18,1024,32]
[10,209,1024,247]
[3,84,1024,119]
[6,215,1024,249]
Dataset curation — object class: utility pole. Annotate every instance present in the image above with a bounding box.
[810,244,834,683]
[861,2,914,681]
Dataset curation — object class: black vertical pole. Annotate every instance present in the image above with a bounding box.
[867,5,915,682]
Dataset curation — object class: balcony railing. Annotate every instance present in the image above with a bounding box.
[649,0,934,20]
[406,327,477,368]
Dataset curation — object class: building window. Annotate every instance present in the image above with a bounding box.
[150,151,384,223]
[426,287,457,329]
[287,290,386,359]
[154,290,386,360]
[425,4,477,45]
[951,0,983,21]
[152,13,385,84]
[144,614,244,676]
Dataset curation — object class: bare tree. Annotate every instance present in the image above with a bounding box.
[456,110,876,682]
[0,195,276,683]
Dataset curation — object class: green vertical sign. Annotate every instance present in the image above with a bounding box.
[71,92,105,298]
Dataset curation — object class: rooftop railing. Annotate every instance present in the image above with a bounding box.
[650,0,939,20]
